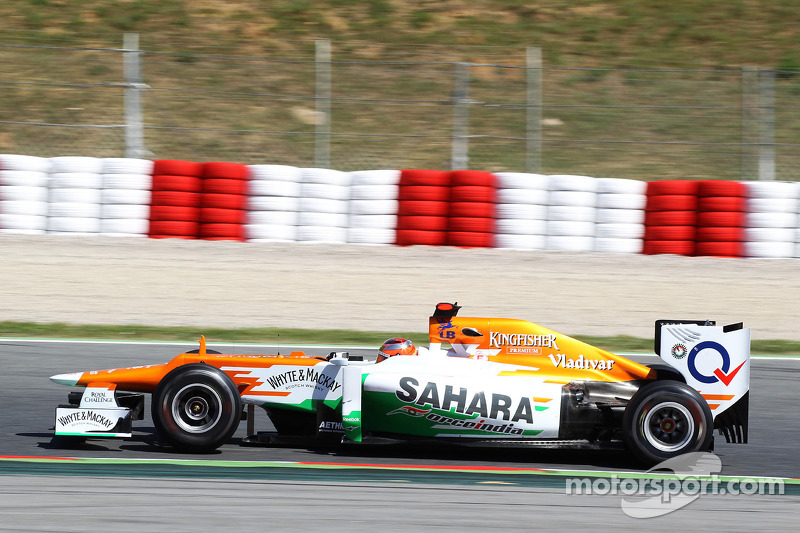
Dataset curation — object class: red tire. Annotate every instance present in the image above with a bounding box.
[646,180,699,196]
[397,185,450,202]
[149,234,197,240]
[202,162,250,180]
[694,241,744,258]
[151,175,202,193]
[150,205,200,222]
[695,226,744,242]
[397,200,449,217]
[447,231,495,248]
[200,223,246,239]
[644,211,696,226]
[395,228,447,246]
[696,180,747,198]
[643,225,695,241]
[201,193,248,210]
[200,208,247,225]
[399,169,451,187]
[151,191,201,207]
[642,240,695,256]
[396,215,449,231]
[448,217,495,233]
[645,194,698,211]
[148,220,199,237]
[697,196,747,212]
[202,178,249,195]
[152,160,204,177]
[450,170,497,187]
[450,186,497,203]
[448,201,496,218]
[696,211,746,227]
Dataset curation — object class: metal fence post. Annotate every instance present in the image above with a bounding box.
[315,39,331,169]
[758,68,776,180]
[451,62,470,170]
[123,32,146,158]
[526,47,542,174]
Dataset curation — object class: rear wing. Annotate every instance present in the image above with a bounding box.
[656,320,750,444]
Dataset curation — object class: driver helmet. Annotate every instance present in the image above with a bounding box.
[377,337,417,363]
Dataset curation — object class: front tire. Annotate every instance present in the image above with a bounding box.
[151,364,241,452]
[623,380,713,466]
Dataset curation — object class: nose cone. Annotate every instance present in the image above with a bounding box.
[49,372,83,386]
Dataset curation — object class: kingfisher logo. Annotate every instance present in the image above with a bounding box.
[688,341,746,386]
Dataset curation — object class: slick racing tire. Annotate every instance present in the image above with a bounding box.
[623,380,713,466]
[151,364,241,452]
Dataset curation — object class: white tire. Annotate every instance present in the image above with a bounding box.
[496,187,548,205]
[548,190,596,207]
[301,168,350,186]
[49,156,103,174]
[547,220,595,236]
[296,225,347,243]
[0,200,48,216]
[349,214,397,229]
[101,204,150,219]
[101,158,154,175]
[0,213,47,230]
[299,182,350,201]
[744,181,800,199]
[0,228,46,235]
[494,233,546,250]
[101,188,151,205]
[546,205,596,222]
[346,227,395,245]
[594,237,643,254]
[746,198,797,213]
[99,218,149,234]
[297,211,348,227]
[0,185,48,202]
[350,184,399,201]
[49,202,102,218]
[247,165,303,182]
[47,216,101,233]
[495,218,546,235]
[494,172,548,190]
[547,174,598,192]
[101,174,152,190]
[297,197,348,214]
[746,211,797,228]
[744,241,795,258]
[245,223,297,241]
[596,208,645,224]
[247,196,300,212]
[49,188,102,204]
[247,210,298,226]
[546,235,595,251]
[100,232,147,238]
[248,179,300,197]
[743,227,795,242]
[350,199,398,215]
[0,170,49,187]
[495,203,546,220]
[596,193,647,210]
[349,170,401,186]
[50,172,102,189]
[0,154,50,173]
[596,178,648,195]
[595,223,645,239]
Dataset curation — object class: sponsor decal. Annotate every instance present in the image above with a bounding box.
[687,341,745,386]
[437,320,457,340]
[425,413,523,435]
[548,353,615,370]
[318,421,344,433]
[57,410,115,430]
[508,347,542,355]
[671,343,688,359]
[266,368,341,393]
[82,391,115,404]
[388,405,432,417]
[489,332,559,351]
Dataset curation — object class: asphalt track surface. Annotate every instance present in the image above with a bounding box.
[1,340,799,531]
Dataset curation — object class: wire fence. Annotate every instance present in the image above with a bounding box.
[1,30,799,180]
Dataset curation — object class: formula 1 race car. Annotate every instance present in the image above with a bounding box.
[50,303,750,465]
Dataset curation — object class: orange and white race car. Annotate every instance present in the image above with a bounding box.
[50,303,750,465]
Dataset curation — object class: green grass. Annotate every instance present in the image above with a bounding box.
[0,322,798,355]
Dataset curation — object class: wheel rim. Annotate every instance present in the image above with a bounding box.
[171,383,223,434]
[642,401,695,453]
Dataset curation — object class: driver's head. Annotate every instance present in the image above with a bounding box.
[377,337,416,363]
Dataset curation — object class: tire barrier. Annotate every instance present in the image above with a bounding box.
[2,154,800,258]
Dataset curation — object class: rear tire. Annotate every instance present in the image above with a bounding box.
[151,364,241,452]
[623,380,713,466]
